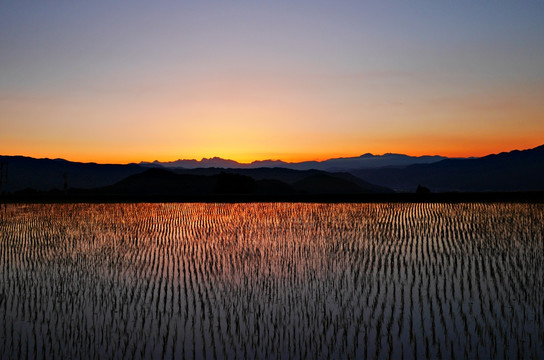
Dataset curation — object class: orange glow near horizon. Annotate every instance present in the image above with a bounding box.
[2,2,544,165]
[3,62,543,164]
[2,76,543,164]
[1,136,542,165]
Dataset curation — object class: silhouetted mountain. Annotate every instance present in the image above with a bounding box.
[169,167,392,193]
[102,168,215,196]
[141,157,245,169]
[0,156,145,192]
[302,153,449,171]
[99,169,300,196]
[249,160,293,168]
[95,168,390,197]
[172,167,323,182]
[254,179,299,195]
[141,153,449,171]
[323,172,393,193]
[214,172,257,194]
[3,143,540,197]
[0,156,392,195]
[352,145,544,192]
[293,174,369,194]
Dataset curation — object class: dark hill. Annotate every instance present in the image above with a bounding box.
[171,167,392,192]
[214,172,257,194]
[293,174,369,194]
[98,169,296,196]
[171,167,325,182]
[254,179,299,195]
[353,144,544,192]
[96,169,390,197]
[0,156,392,196]
[102,168,215,196]
[322,172,393,193]
[0,156,144,192]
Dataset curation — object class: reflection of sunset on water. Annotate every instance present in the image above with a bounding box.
[1,203,543,358]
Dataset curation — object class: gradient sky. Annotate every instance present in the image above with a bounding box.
[1,1,543,163]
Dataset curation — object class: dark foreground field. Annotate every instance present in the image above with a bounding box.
[1,203,543,359]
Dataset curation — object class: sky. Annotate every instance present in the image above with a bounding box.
[1,1,543,163]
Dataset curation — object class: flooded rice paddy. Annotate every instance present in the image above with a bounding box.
[0,203,543,359]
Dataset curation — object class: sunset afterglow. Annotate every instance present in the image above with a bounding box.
[1,1,543,163]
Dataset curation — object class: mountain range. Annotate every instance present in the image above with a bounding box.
[141,153,450,171]
[94,168,391,197]
[353,144,544,192]
[1,144,543,196]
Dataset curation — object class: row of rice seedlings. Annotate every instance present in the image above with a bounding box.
[0,203,543,358]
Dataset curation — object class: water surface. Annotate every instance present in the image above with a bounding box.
[1,203,543,359]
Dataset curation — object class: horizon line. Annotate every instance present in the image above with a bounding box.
[2,142,542,166]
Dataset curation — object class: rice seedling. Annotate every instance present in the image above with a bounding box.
[0,203,542,358]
